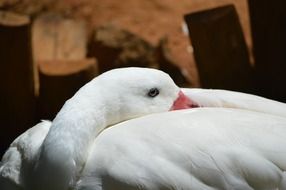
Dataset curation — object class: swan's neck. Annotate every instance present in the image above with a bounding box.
[49,100,106,165]
[34,85,118,190]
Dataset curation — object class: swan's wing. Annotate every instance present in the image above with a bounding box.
[0,147,22,190]
[77,108,286,190]
[182,88,286,117]
[0,120,51,189]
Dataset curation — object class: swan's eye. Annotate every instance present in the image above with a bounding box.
[147,88,160,98]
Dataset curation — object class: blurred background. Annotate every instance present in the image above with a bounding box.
[0,0,286,156]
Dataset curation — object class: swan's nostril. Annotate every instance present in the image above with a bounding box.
[189,103,199,108]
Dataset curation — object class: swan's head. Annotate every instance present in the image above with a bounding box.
[84,67,198,124]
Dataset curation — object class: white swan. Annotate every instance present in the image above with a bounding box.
[1,67,286,190]
[0,68,195,190]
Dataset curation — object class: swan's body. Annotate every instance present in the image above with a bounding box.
[77,108,286,190]
[1,68,286,190]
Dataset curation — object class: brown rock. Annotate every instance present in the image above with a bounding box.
[88,24,157,73]
[156,37,192,87]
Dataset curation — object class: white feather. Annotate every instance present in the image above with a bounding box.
[0,121,50,190]
[183,88,286,117]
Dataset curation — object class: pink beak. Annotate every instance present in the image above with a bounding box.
[170,91,199,111]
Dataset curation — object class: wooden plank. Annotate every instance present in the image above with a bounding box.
[37,59,97,120]
[184,5,254,93]
[248,0,286,102]
[0,11,36,156]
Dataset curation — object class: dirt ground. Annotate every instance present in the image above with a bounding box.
[1,0,251,86]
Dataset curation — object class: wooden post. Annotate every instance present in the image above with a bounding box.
[248,0,286,102]
[33,13,87,62]
[184,5,254,93]
[0,11,36,156]
[38,59,97,120]
[32,13,97,120]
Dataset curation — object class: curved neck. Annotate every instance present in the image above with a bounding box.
[34,84,119,190]
[45,90,112,166]
[53,103,105,163]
